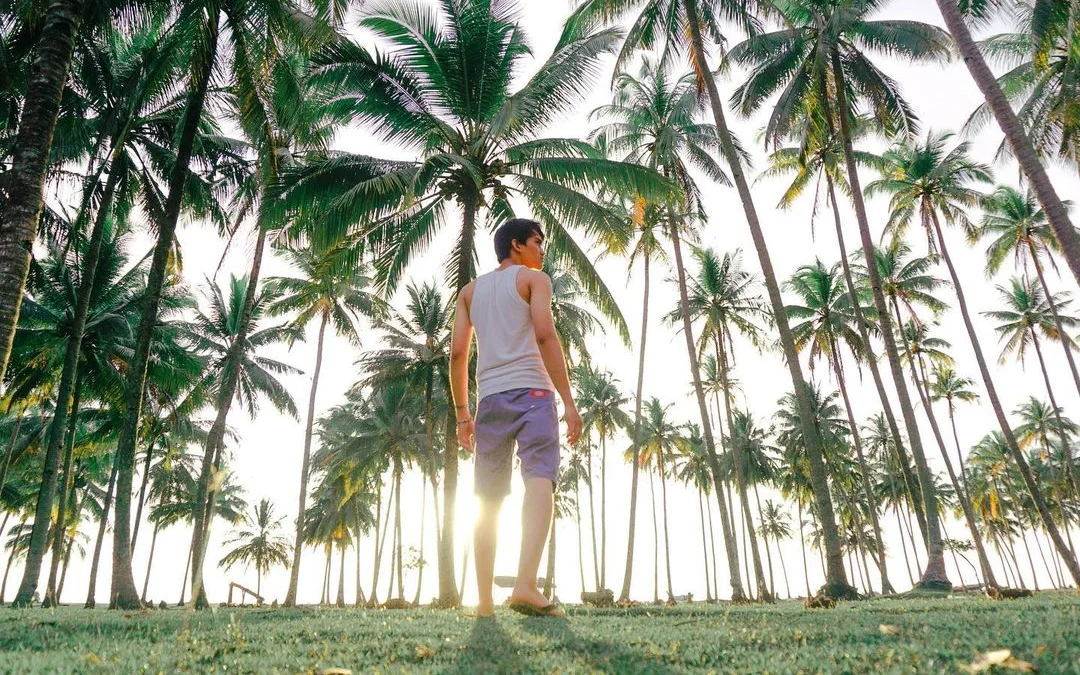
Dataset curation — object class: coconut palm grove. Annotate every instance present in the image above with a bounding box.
[2,0,1080,672]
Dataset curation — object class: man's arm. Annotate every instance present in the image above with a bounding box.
[449,287,474,449]
[529,271,582,446]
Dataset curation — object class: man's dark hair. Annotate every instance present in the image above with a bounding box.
[494,218,543,262]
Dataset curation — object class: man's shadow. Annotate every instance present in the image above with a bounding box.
[517,615,679,675]
[443,617,528,675]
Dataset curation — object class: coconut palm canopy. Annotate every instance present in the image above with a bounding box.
[2,0,1080,612]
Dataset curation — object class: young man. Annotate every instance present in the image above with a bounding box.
[449,218,582,618]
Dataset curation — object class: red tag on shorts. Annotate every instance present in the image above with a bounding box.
[530,390,549,398]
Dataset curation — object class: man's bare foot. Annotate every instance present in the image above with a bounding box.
[476,601,495,618]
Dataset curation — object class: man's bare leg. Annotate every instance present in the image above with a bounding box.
[474,497,502,617]
[509,477,563,614]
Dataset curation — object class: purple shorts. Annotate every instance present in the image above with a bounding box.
[474,388,560,499]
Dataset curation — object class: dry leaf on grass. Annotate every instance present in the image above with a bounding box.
[318,668,353,675]
[959,649,1037,673]
[415,645,435,659]
[879,624,901,635]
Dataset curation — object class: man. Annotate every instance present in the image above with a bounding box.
[450,218,582,618]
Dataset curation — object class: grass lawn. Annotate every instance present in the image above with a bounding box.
[1,591,1077,674]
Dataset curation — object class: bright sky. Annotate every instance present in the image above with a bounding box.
[41,0,1080,607]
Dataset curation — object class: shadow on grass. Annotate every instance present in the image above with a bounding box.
[518,615,680,674]
[441,617,527,675]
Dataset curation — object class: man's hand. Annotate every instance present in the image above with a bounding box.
[564,404,582,447]
[457,417,475,451]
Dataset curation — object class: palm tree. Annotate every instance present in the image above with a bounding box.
[1013,396,1079,555]
[980,185,1080,407]
[612,197,666,602]
[107,0,325,610]
[784,260,894,594]
[868,131,1080,585]
[593,49,771,601]
[968,2,1080,169]
[9,19,223,606]
[266,243,382,607]
[574,364,630,592]
[674,246,770,600]
[186,274,301,606]
[10,224,197,606]
[758,499,793,599]
[774,382,851,595]
[218,499,291,601]
[729,0,954,590]
[674,426,717,601]
[0,0,99,381]
[287,1,670,606]
[634,398,684,603]
[931,0,1080,286]
[759,118,924,549]
[358,280,453,602]
[984,276,1080,491]
[571,0,859,597]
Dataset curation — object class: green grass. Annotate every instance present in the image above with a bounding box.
[1,592,1077,674]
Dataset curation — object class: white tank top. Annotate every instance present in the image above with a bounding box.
[471,265,555,401]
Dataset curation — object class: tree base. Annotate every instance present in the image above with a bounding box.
[986,586,1034,600]
[110,595,143,610]
[431,597,460,610]
[816,581,862,601]
[914,579,953,594]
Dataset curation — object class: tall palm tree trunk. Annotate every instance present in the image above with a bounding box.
[336,544,346,607]
[131,434,160,552]
[715,333,768,600]
[436,194,481,609]
[85,458,119,607]
[370,479,394,606]
[648,466,659,603]
[829,52,948,588]
[903,340,999,589]
[111,21,219,610]
[706,491,720,598]
[191,221,270,609]
[829,347,894,595]
[413,480,427,606]
[14,139,123,606]
[931,215,1080,584]
[141,522,160,602]
[395,468,404,600]
[575,473,586,593]
[44,374,83,605]
[55,489,83,599]
[600,435,608,590]
[753,487,775,598]
[797,500,811,597]
[933,0,1080,286]
[0,0,86,383]
[657,454,675,602]
[586,444,601,590]
[697,490,713,601]
[355,515,366,606]
[1031,252,1080,416]
[284,311,330,606]
[684,0,851,597]
[826,177,927,536]
[667,207,753,600]
[619,254,650,602]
